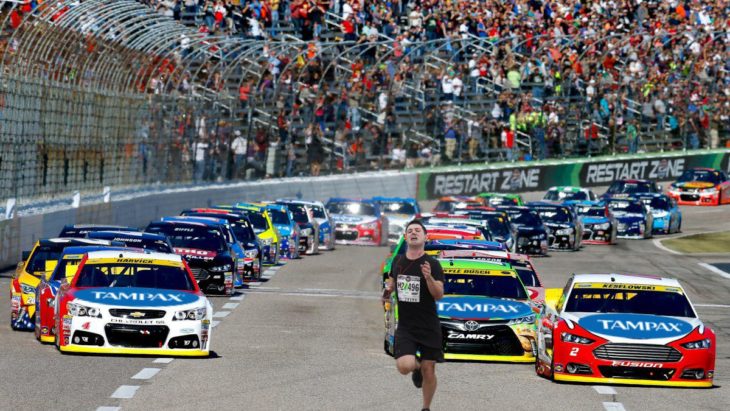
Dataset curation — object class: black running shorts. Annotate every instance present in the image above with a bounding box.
[394,330,444,362]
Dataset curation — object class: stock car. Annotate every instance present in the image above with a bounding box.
[381,238,506,286]
[179,209,263,282]
[536,274,715,387]
[575,202,618,245]
[419,217,492,241]
[88,231,174,253]
[265,204,301,259]
[433,196,484,213]
[543,186,597,204]
[145,219,236,295]
[224,203,281,265]
[58,224,140,238]
[371,196,420,244]
[601,179,661,200]
[454,209,516,251]
[496,206,549,256]
[326,198,388,246]
[54,250,213,356]
[384,260,537,362]
[667,167,730,206]
[10,238,123,331]
[34,245,130,343]
[276,200,320,254]
[437,249,544,305]
[478,192,525,207]
[527,202,582,251]
[296,200,335,250]
[635,194,682,234]
[606,198,654,239]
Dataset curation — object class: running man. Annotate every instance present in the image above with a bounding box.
[382,220,444,411]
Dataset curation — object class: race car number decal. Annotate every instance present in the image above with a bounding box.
[397,275,421,303]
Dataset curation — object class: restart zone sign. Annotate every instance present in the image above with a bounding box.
[418,150,730,199]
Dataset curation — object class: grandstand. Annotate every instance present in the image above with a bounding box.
[0,0,728,202]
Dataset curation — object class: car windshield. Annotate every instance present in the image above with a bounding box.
[327,202,376,216]
[487,197,517,206]
[511,261,541,287]
[26,246,64,275]
[485,217,510,238]
[75,263,196,291]
[677,169,721,184]
[606,181,655,194]
[506,210,542,226]
[310,205,327,219]
[565,287,696,317]
[240,211,269,232]
[533,207,572,224]
[608,200,644,214]
[231,222,255,242]
[269,209,290,225]
[444,274,528,300]
[544,190,587,201]
[379,201,416,215]
[576,206,606,217]
[51,257,83,281]
[284,204,309,224]
[641,197,670,210]
[146,225,227,252]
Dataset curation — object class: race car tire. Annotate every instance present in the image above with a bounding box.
[34,311,41,341]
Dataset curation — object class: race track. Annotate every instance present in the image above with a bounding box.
[1,193,729,411]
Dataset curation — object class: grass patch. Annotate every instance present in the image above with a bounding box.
[662,231,730,254]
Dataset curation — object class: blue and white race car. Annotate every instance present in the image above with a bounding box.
[575,202,618,245]
[606,198,653,239]
[635,193,682,235]
[371,196,420,244]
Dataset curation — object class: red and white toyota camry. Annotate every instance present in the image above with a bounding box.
[536,274,715,387]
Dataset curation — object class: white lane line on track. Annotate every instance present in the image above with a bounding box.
[222,302,239,310]
[111,385,139,399]
[247,281,262,287]
[281,292,380,300]
[698,263,730,280]
[132,368,161,380]
[213,311,230,318]
[603,402,626,411]
[653,238,683,255]
[695,303,730,308]
[230,294,245,301]
[211,320,221,328]
[593,386,617,395]
[153,358,174,364]
[96,407,120,411]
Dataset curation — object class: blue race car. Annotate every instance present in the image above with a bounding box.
[635,193,682,234]
[574,201,618,245]
[527,202,582,251]
[266,203,301,259]
[606,197,654,239]
[496,206,549,256]
[600,179,661,200]
[371,196,421,244]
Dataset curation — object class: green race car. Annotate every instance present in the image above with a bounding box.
[478,192,525,207]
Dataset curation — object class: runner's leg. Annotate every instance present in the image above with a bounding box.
[421,360,437,409]
[395,355,418,375]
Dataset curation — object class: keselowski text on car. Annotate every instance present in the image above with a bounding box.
[635,194,682,234]
[371,196,420,244]
[326,198,388,246]
[179,208,263,282]
[667,168,730,206]
[606,197,653,239]
[35,244,130,343]
[54,250,213,356]
[11,238,125,331]
[145,220,236,295]
[496,206,549,256]
[536,274,715,387]
[575,202,618,245]
[385,260,537,362]
[527,202,582,251]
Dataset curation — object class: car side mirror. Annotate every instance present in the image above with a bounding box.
[21,250,31,262]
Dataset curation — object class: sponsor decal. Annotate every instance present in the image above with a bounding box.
[573,283,681,293]
[108,318,165,325]
[610,361,663,368]
[82,322,91,330]
[682,181,715,189]
[443,268,513,276]
[174,248,217,258]
[447,332,494,340]
[579,314,693,340]
[11,296,20,310]
[75,287,199,307]
[430,168,541,197]
[181,328,196,334]
[437,296,533,320]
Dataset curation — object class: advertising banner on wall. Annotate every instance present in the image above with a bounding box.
[417,150,730,200]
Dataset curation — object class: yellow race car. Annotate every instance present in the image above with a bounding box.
[216,203,282,265]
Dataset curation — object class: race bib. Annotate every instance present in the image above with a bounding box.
[397,275,421,303]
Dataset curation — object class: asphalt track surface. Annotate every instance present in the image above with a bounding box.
[1,192,729,411]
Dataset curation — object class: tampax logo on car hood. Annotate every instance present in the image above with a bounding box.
[578,313,693,340]
[437,296,532,320]
[74,287,200,307]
